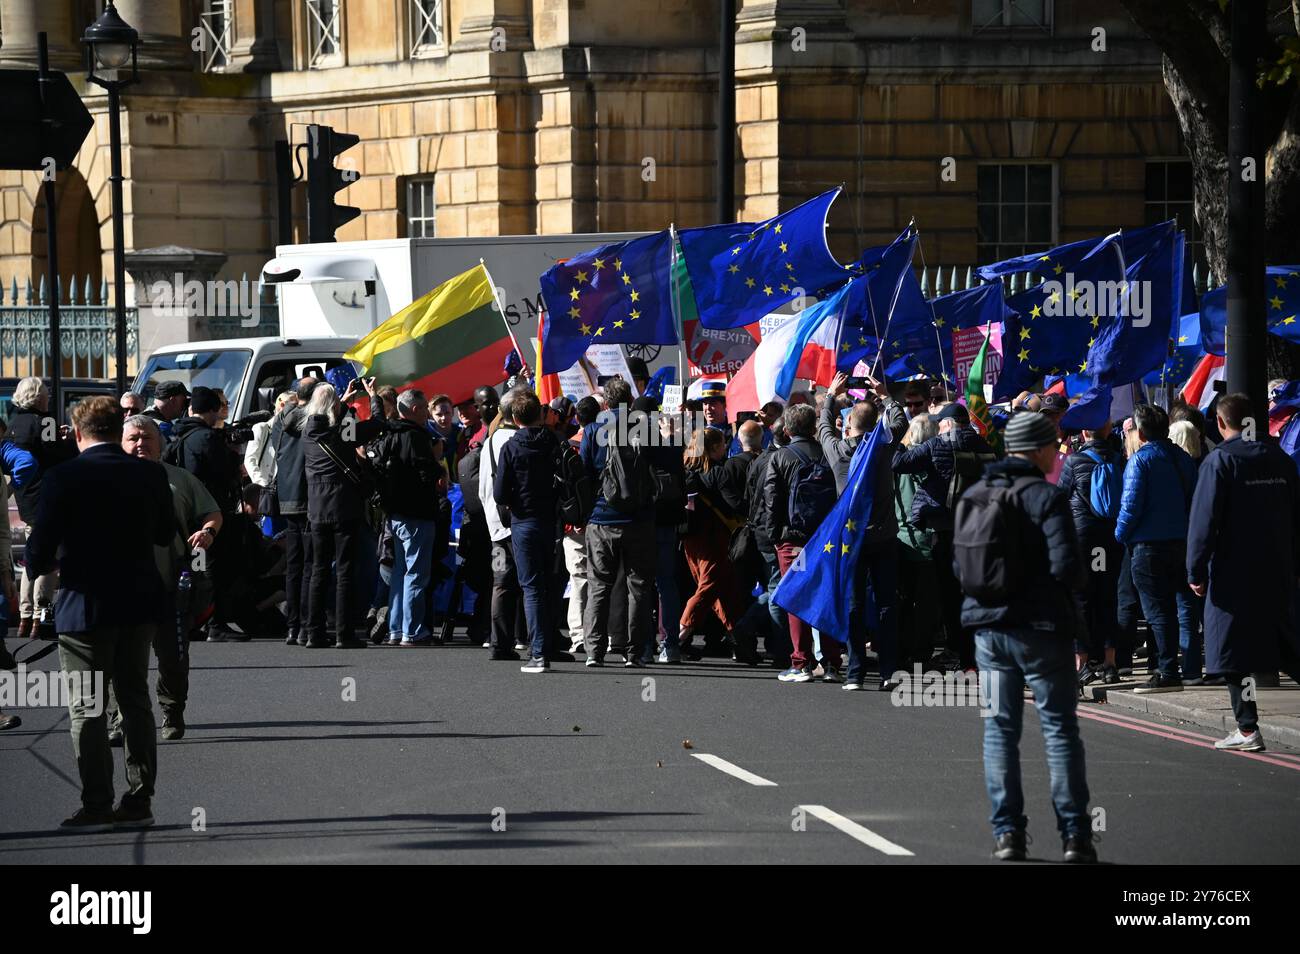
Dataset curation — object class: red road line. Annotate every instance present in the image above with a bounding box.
[1076,708,1300,772]
[1087,703,1300,763]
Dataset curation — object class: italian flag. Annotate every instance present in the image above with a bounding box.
[344,263,513,405]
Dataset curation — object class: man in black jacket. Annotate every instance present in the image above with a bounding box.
[372,390,442,647]
[957,411,1093,864]
[272,376,319,645]
[27,397,174,831]
[739,422,791,664]
[1057,421,1124,685]
[170,386,244,642]
[761,404,842,682]
[493,390,562,672]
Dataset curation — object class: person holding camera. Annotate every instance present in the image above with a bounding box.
[302,378,386,648]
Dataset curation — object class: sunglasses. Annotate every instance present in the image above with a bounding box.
[905,400,926,408]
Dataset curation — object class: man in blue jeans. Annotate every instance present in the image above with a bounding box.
[956,411,1094,863]
[492,390,562,673]
[1115,404,1198,693]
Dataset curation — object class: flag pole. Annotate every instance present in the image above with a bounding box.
[669,224,685,389]
[480,257,528,381]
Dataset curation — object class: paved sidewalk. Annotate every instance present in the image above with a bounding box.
[1087,675,1300,749]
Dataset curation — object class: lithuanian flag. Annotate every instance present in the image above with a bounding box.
[343,263,512,405]
[966,325,1002,453]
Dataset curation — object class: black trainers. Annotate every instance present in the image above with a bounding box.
[1101,664,1121,685]
[0,713,21,730]
[108,725,124,747]
[161,712,185,741]
[490,649,521,661]
[1133,674,1183,694]
[1063,834,1098,864]
[334,638,368,649]
[61,808,115,833]
[284,630,298,646]
[993,830,1028,861]
[112,800,155,829]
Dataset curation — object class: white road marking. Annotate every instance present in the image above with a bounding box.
[692,753,778,787]
[799,805,914,856]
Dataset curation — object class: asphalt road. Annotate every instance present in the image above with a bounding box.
[3,635,1299,865]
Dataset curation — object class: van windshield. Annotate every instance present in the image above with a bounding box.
[136,350,252,412]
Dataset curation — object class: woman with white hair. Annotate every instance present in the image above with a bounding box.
[6,376,76,639]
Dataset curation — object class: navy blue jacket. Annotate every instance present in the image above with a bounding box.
[26,443,175,632]
[892,426,996,532]
[1057,439,1122,540]
[580,409,655,526]
[1115,439,1198,546]
[958,456,1085,637]
[1187,436,1300,675]
[493,425,561,522]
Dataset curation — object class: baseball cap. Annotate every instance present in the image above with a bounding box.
[934,403,969,424]
[1039,392,1069,415]
[156,381,189,400]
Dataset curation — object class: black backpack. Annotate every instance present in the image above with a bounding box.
[952,473,1036,603]
[601,437,652,514]
[555,440,597,525]
[785,444,837,538]
[650,460,686,522]
[947,448,999,510]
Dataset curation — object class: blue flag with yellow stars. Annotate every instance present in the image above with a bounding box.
[1199,265,1300,357]
[772,421,890,640]
[538,230,679,375]
[876,282,1013,384]
[1143,311,1203,388]
[1087,221,1184,387]
[678,188,851,330]
[834,230,925,372]
[992,235,1126,402]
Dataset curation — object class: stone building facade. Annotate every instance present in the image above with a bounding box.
[0,0,1191,357]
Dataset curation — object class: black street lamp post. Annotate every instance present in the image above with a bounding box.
[81,1,138,394]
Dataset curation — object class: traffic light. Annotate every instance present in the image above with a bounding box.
[305,123,360,243]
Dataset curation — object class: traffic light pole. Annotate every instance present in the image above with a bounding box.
[37,33,64,423]
[1225,0,1267,425]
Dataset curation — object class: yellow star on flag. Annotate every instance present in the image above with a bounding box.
[1284,315,1297,325]
[779,242,788,253]
[593,326,604,337]
[1019,327,1031,340]
[1276,275,1289,288]
[576,269,589,284]
[630,290,640,302]
[732,247,741,256]
[568,306,580,319]
[629,309,641,320]
[579,323,592,336]
[845,519,856,531]
[569,288,580,301]
[841,343,851,353]
[1079,360,1088,372]
[934,317,946,328]
[1069,287,1082,301]
[1049,291,1061,304]
[1090,315,1100,329]
[780,283,791,293]
[745,277,756,289]
[1271,296,1284,310]
[622,274,631,286]
[774,224,782,234]
[593,257,605,271]
[841,543,850,555]
[823,542,834,553]
[1053,263,1064,275]
[728,264,739,274]
[1039,255,1051,262]
[763,285,774,296]
[1018,348,1030,362]
[614,258,623,271]
[1030,305,1042,319]
[613,320,625,329]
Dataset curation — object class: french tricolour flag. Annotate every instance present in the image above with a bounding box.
[1181,353,1226,411]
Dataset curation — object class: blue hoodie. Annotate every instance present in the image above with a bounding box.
[1115,439,1198,545]
[2,440,37,487]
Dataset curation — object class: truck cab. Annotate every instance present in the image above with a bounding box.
[132,337,357,421]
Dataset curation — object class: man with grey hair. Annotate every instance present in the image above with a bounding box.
[115,414,223,741]
[120,392,145,416]
[370,389,442,646]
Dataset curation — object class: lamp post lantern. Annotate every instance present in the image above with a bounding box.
[81,1,139,394]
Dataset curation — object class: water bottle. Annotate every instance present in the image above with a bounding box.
[177,570,193,613]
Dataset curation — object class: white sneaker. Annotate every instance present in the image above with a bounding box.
[514,642,528,652]
[569,639,585,654]
[585,656,603,668]
[1214,729,1265,752]
[777,667,812,683]
[821,665,843,684]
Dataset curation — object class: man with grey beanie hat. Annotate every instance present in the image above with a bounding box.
[952,411,1094,864]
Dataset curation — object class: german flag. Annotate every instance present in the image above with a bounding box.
[344,263,512,405]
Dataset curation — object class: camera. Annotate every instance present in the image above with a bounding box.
[223,410,270,444]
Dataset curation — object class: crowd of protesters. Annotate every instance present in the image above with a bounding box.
[2,361,1299,857]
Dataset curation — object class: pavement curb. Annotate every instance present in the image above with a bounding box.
[1089,686,1300,750]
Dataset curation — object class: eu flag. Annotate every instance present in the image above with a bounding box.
[992,236,1126,401]
[538,230,679,375]
[678,188,851,330]
[1087,221,1184,387]
[772,421,889,639]
[1199,265,1300,356]
[881,282,1012,384]
[833,230,925,372]
[1143,311,1203,388]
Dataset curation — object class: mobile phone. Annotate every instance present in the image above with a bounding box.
[736,411,758,425]
[845,376,872,389]
[596,375,616,387]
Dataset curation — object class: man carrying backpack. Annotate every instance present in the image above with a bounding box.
[479,389,528,660]
[893,402,996,670]
[580,377,659,667]
[1058,421,1125,685]
[760,404,840,683]
[494,390,564,673]
[953,411,1094,864]
[1115,404,1198,694]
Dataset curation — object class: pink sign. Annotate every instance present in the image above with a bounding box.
[952,326,1003,397]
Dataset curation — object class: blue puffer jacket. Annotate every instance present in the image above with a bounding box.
[1115,439,1198,546]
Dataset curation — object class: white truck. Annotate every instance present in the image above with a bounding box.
[131,233,653,419]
